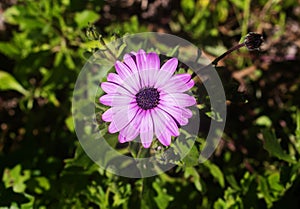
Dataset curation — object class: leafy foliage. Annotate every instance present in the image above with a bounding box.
[1,0,300,208]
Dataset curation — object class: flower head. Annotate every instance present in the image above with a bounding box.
[99,50,196,148]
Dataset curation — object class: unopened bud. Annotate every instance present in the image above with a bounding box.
[244,32,264,51]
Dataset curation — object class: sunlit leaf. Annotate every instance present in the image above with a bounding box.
[65,115,75,132]
[256,116,272,127]
[2,165,31,193]
[0,70,29,95]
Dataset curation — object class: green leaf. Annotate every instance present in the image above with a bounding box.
[63,143,98,172]
[0,71,29,95]
[26,177,50,194]
[2,164,31,193]
[3,6,20,25]
[267,172,284,194]
[181,145,199,166]
[65,52,76,69]
[256,116,272,127]
[0,42,20,58]
[226,175,240,191]
[184,167,202,192]
[262,129,296,163]
[65,115,75,132]
[153,181,174,209]
[181,0,195,16]
[296,108,300,140]
[204,161,225,188]
[258,175,273,208]
[75,10,100,29]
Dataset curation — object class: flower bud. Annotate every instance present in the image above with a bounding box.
[244,32,264,51]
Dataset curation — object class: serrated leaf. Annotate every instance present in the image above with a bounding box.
[262,129,296,163]
[0,70,29,95]
[2,165,31,193]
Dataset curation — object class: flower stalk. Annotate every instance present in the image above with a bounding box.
[212,32,264,66]
[192,32,263,78]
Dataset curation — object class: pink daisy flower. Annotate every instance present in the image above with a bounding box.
[99,50,196,148]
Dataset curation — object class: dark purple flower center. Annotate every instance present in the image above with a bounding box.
[136,87,160,110]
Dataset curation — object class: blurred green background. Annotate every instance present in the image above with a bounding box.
[0,0,300,208]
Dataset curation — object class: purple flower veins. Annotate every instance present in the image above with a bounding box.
[99,50,196,148]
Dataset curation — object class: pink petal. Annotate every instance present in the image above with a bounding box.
[154,58,179,88]
[124,53,138,73]
[181,107,193,118]
[108,105,138,133]
[122,71,141,93]
[118,107,143,143]
[160,58,178,74]
[157,131,171,146]
[152,108,180,146]
[118,123,140,143]
[139,69,152,87]
[172,73,191,83]
[152,109,172,146]
[140,110,154,148]
[157,104,188,126]
[156,108,180,136]
[101,82,133,96]
[102,105,142,123]
[106,73,137,94]
[99,94,134,106]
[160,93,196,107]
[136,49,147,71]
[107,73,123,83]
[161,74,195,93]
[147,52,160,71]
[102,108,113,122]
[115,61,132,79]
[148,69,157,87]
[154,70,174,89]
[145,53,160,86]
